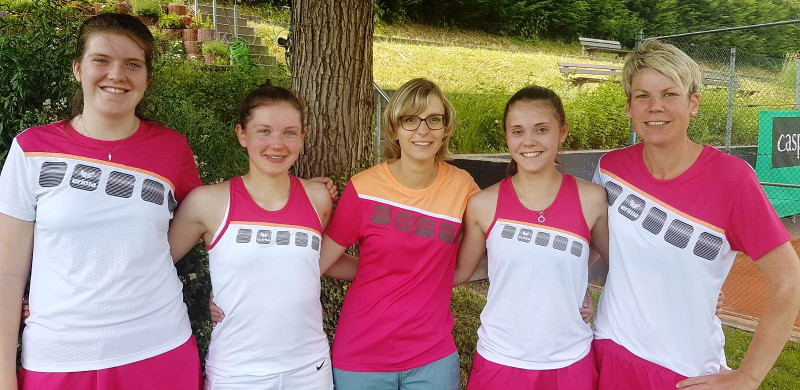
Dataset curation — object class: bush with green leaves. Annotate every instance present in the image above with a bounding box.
[158,12,182,29]
[0,0,81,165]
[202,39,229,57]
[131,0,162,17]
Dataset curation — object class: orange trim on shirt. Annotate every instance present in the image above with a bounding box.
[496,218,589,243]
[600,168,725,235]
[350,166,477,220]
[25,152,176,192]
[229,221,321,236]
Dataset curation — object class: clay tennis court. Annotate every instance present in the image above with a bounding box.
[720,226,800,329]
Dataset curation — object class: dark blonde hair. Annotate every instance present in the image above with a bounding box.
[503,86,566,176]
[381,78,456,162]
[70,13,155,120]
[238,80,304,129]
[622,39,703,100]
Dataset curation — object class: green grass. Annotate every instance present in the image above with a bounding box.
[452,283,800,389]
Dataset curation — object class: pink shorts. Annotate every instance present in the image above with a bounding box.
[466,350,598,390]
[593,339,687,390]
[18,335,202,390]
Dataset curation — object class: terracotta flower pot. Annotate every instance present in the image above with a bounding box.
[184,40,199,55]
[182,28,197,42]
[167,4,187,15]
[165,28,182,41]
[93,3,107,14]
[197,28,215,42]
[114,3,131,14]
[138,15,158,26]
[204,54,216,65]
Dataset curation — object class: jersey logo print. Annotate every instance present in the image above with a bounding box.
[39,162,67,187]
[642,207,667,234]
[141,179,165,205]
[295,232,309,247]
[236,229,253,243]
[39,161,174,211]
[604,177,726,261]
[370,203,460,244]
[106,171,135,198]
[234,227,321,251]
[70,164,101,191]
[694,232,724,261]
[604,181,623,206]
[499,224,586,258]
[256,230,271,244]
[619,194,646,220]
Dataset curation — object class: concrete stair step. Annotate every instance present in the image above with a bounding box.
[212,23,255,36]
[252,54,277,65]
[197,4,241,20]
[214,32,263,46]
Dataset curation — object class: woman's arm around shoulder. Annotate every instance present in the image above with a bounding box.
[575,178,609,261]
[169,182,229,263]
[299,178,333,230]
[454,183,499,286]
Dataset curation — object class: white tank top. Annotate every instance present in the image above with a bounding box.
[204,176,329,376]
[478,175,593,370]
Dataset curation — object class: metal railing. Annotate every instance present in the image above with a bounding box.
[374,82,391,163]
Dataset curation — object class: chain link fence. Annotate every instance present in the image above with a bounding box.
[658,37,800,328]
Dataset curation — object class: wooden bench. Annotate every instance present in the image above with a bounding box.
[558,62,621,88]
[702,73,756,96]
[579,37,632,58]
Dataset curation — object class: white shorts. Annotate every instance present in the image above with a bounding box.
[205,355,333,390]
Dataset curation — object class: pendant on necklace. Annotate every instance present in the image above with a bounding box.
[108,153,112,161]
[537,211,546,223]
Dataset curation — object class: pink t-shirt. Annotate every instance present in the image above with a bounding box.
[592,143,790,377]
[327,161,479,371]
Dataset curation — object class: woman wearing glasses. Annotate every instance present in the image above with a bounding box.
[319,78,479,389]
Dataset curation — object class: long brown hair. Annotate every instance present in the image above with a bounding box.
[238,80,304,129]
[503,86,566,176]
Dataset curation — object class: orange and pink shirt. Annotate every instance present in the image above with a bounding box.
[326,161,479,371]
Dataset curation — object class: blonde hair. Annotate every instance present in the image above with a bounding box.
[380,78,456,162]
[622,39,702,100]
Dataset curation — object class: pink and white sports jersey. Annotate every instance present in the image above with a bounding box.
[0,120,201,372]
[326,161,480,372]
[205,176,329,377]
[592,143,790,377]
[479,175,593,370]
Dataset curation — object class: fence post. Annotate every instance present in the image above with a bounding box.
[212,0,217,30]
[725,47,736,153]
[629,31,644,145]
[233,1,238,39]
[376,96,382,163]
[795,58,800,110]
[194,0,197,15]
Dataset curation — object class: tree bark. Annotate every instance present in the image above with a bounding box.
[291,0,375,179]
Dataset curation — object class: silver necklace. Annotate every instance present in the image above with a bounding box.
[76,115,138,161]
[525,173,561,223]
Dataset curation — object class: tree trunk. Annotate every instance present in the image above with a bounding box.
[291,0,375,179]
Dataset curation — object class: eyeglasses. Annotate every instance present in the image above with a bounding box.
[399,115,447,131]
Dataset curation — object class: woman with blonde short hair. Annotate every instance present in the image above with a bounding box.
[591,39,800,389]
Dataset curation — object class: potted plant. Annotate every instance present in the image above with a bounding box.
[166,4,187,15]
[158,13,183,40]
[202,40,228,65]
[113,2,131,14]
[194,14,215,42]
[132,0,161,26]
[181,14,197,41]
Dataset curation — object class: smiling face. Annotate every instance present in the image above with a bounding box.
[395,95,446,164]
[505,100,567,174]
[236,102,304,177]
[627,67,699,147]
[73,32,148,120]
